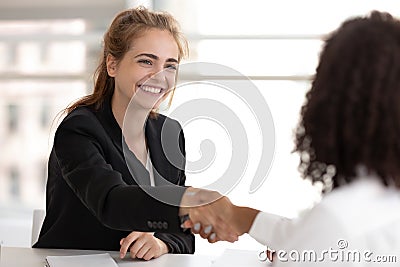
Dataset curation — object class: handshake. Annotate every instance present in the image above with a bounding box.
[179,187,260,243]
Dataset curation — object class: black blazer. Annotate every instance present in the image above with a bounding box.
[33,96,194,253]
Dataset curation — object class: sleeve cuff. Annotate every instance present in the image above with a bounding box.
[248,211,292,248]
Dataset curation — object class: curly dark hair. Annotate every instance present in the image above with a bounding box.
[295,11,400,193]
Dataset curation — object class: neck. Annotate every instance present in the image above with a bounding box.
[111,94,149,140]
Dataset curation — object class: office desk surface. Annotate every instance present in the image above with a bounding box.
[0,246,213,267]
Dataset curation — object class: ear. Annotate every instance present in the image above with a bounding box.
[106,54,117,77]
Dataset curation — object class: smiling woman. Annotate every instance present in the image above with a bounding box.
[108,28,179,125]
[32,6,194,260]
[108,28,181,166]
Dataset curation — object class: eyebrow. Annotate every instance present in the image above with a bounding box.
[134,53,178,63]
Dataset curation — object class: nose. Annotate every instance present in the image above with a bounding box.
[151,67,167,81]
[156,62,165,73]
[143,61,177,90]
[147,61,164,76]
[145,63,168,86]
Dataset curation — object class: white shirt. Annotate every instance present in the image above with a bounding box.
[145,151,155,186]
[249,177,400,266]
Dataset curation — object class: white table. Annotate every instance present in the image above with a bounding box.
[0,246,213,267]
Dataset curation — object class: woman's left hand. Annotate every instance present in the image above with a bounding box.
[119,231,168,260]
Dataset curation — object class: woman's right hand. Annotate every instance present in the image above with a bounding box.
[179,187,240,243]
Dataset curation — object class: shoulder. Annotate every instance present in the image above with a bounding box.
[54,106,106,142]
[52,106,109,157]
[319,178,400,234]
[63,106,97,123]
[293,178,399,240]
[278,180,400,260]
[58,106,101,130]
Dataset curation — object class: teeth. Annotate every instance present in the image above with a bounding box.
[140,85,162,94]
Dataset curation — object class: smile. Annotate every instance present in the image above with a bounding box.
[139,85,164,94]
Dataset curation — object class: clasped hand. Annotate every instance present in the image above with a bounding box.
[179,187,257,243]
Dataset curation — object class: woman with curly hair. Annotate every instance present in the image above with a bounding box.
[193,10,400,265]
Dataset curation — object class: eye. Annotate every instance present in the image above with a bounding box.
[165,64,177,71]
[138,59,152,66]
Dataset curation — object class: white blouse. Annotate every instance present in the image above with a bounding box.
[145,151,155,186]
[249,177,400,266]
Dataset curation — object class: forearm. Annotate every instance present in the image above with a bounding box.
[99,185,186,232]
[248,211,292,248]
[231,206,260,235]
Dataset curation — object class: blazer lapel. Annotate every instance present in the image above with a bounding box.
[95,96,151,186]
